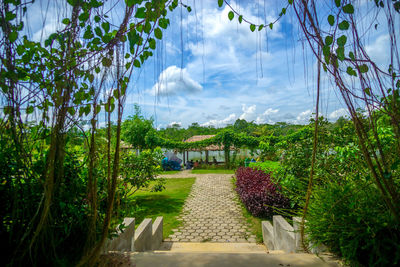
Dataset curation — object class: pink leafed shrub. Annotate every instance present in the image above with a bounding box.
[235,167,290,218]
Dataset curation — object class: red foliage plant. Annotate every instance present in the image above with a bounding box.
[235,167,290,218]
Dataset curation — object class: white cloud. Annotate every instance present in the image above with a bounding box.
[294,109,313,124]
[150,66,202,96]
[201,113,237,127]
[239,104,257,121]
[255,108,279,124]
[328,108,348,120]
[365,34,390,69]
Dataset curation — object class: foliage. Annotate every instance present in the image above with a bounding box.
[249,160,281,175]
[0,0,179,265]
[119,148,164,198]
[235,167,290,218]
[122,105,155,150]
[307,180,400,266]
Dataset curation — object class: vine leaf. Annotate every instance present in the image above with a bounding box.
[250,24,256,32]
[328,15,335,26]
[338,20,349,30]
[218,0,223,8]
[343,4,354,14]
[228,11,234,21]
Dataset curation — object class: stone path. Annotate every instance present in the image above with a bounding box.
[161,173,256,243]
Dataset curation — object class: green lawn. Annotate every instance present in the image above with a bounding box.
[191,169,235,174]
[127,178,195,238]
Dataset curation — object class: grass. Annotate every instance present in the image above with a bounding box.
[191,169,235,174]
[230,177,267,243]
[126,178,195,238]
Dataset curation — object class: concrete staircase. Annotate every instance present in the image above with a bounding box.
[128,242,338,267]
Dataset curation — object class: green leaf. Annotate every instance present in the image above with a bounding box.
[62,18,70,25]
[159,18,169,29]
[346,66,357,76]
[95,67,101,73]
[102,57,112,67]
[338,20,349,30]
[337,35,347,46]
[83,27,94,39]
[250,24,256,32]
[154,27,162,39]
[5,11,16,21]
[280,8,286,16]
[238,15,243,24]
[149,38,156,49]
[335,0,341,7]
[94,27,102,37]
[364,87,371,96]
[336,47,345,61]
[359,64,369,73]
[101,22,110,33]
[95,105,101,115]
[325,35,333,46]
[133,59,141,68]
[135,7,146,19]
[288,0,293,4]
[187,6,192,12]
[79,12,89,22]
[9,31,18,43]
[94,15,101,23]
[125,62,132,69]
[26,106,34,114]
[269,23,273,30]
[126,0,135,7]
[349,51,355,60]
[343,4,354,14]
[327,15,335,26]
[218,0,223,8]
[144,22,151,33]
[258,24,264,31]
[228,11,234,21]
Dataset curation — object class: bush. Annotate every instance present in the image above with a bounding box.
[235,167,290,218]
[307,181,400,266]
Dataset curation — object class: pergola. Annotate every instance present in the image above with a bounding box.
[183,135,226,164]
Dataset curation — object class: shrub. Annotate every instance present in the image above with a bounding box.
[307,181,400,266]
[235,167,290,218]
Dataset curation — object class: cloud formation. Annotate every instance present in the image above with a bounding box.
[150,66,202,96]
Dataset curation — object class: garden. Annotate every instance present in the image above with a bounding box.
[1,0,400,267]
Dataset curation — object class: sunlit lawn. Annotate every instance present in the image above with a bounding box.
[127,178,195,238]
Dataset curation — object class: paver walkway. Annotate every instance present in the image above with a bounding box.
[160,172,256,243]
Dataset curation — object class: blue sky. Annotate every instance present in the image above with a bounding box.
[126,0,349,128]
[22,0,396,128]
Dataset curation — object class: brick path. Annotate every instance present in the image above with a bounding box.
[162,173,256,243]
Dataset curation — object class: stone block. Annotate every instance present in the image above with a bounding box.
[292,216,303,252]
[106,217,135,252]
[134,218,152,251]
[292,216,327,254]
[152,216,163,250]
[273,215,295,253]
[261,221,274,250]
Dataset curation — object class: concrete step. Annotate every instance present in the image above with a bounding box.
[129,251,337,267]
[155,242,274,254]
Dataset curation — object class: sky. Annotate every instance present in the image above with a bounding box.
[126,0,349,128]
[21,0,397,129]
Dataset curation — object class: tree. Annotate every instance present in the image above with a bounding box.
[0,0,180,265]
[122,104,155,151]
